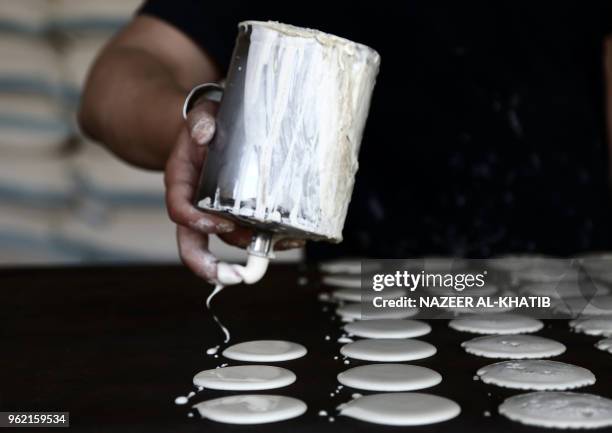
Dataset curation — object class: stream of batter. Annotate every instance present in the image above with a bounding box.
[204,256,270,351]
[206,284,230,344]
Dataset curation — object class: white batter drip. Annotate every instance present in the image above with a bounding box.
[477,360,596,390]
[193,365,296,391]
[344,319,431,339]
[205,255,270,344]
[498,392,612,429]
[340,339,437,362]
[449,314,543,335]
[337,363,442,391]
[338,393,460,426]
[462,335,566,359]
[222,340,307,362]
[193,394,307,424]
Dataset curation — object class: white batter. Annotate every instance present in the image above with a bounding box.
[595,337,612,354]
[338,393,460,426]
[555,295,612,316]
[331,286,406,302]
[192,365,296,391]
[216,255,270,285]
[570,316,612,337]
[462,335,566,359]
[488,255,546,272]
[336,303,419,321]
[513,266,575,284]
[193,395,307,424]
[477,360,596,390]
[427,283,498,297]
[340,339,436,362]
[521,281,610,299]
[498,391,612,429]
[421,257,467,272]
[323,275,361,288]
[206,285,230,343]
[449,314,543,335]
[222,340,307,362]
[319,259,362,274]
[203,256,271,344]
[337,363,442,391]
[344,319,431,339]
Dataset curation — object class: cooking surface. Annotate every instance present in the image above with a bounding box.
[2,265,612,432]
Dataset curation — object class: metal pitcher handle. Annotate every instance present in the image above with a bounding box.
[182,82,224,120]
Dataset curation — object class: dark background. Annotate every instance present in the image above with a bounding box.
[142,0,612,258]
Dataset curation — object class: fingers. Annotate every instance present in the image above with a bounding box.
[165,128,236,234]
[218,231,306,251]
[275,238,306,251]
[176,225,218,282]
[218,226,256,249]
[187,100,218,145]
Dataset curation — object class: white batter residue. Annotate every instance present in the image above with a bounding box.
[498,391,612,429]
[193,365,296,391]
[462,335,566,359]
[193,394,307,424]
[449,313,543,335]
[570,316,612,337]
[222,340,307,362]
[336,302,419,321]
[337,363,442,392]
[595,337,612,354]
[319,259,363,274]
[338,393,460,426]
[521,281,610,299]
[323,275,362,289]
[554,295,612,317]
[332,286,406,303]
[344,319,431,339]
[340,338,436,362]
[477,360,596,391]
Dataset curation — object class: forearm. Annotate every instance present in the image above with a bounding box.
[78,15,221,170]
[79,47,186,169]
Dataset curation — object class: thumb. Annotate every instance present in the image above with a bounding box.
[187,100,218,145]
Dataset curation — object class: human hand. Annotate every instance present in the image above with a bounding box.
[164,97,304,282]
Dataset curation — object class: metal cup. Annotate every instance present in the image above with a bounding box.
[190,20,380,244]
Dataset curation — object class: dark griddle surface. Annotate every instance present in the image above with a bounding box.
[1,264,612,433]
